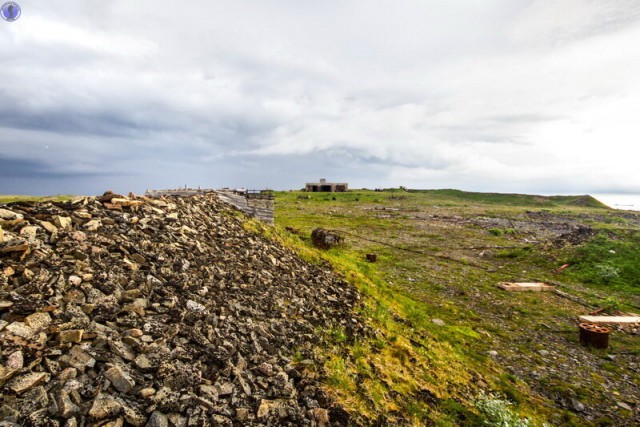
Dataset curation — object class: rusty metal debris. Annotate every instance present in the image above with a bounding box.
[579,323,610,349]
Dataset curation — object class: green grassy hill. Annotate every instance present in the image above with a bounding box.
[260,188,640,426]
[0,194,75,204]
[414,189,609,209]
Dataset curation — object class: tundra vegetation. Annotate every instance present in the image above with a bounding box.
[3,189,639,426]
[261,189,640,426]
[0,195,75,204]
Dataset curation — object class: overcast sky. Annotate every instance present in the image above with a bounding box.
[1,1,639,196]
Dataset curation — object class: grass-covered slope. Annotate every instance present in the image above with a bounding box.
[415,189,609,209]
[0,194,75,204]
[268,189,640,426]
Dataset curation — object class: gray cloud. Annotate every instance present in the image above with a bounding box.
[0,156,104,180]
[1,1,639,196]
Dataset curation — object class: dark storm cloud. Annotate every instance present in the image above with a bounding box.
[0,109,159,138]
[0,157,100,179]
[0,155,126,197]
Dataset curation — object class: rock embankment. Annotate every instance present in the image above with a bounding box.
[0,193,361,426]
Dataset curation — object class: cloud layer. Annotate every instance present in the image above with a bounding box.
[1,0,640,195]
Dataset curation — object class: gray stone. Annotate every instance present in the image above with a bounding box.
[24,408,55,426]
[57,389,81,418]
[126,328,144,337]
[54,216,72,230]
[134,354,153,370]
[0,208,23,220]
[257,362,273,376]
[62,379,83,393]
[186,300,206,313]
[122,403,147,426]
[71,231,87,241]
[74,210,92,219]
[60,345,96,372]
[5,322,35,339]
[158,360,201,390]
[167,413,187,427]
[237,375,252,396]
[88,394,123,419]
[431,318,445,326]
[311,408,329,427]
[17,385,49,416]
[19,226,39,241]
[147,411,169,427]
[216,382,234,396]
[570,398,585,412]
[39,220,58,234]
[68,275,82,286]
[256,399,288,419]
[57,367,77,382]
[83,219,102,231]
[235,408,249,422]
[199,385,218,402]
[6,351,24,370]
[0,403,20,422]
[109,340,136,361]
[211,414,232,426]
[105,365,135,393]
[24,312,52,331]
[59,329,84,343]
[617,401,633,411]
[6,372,50,394]
[139,388,155,399]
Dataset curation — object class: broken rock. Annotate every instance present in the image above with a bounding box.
[6,372,50,394]
[105,365,135,393]
[0,192,361,425]
[89,394,123,419]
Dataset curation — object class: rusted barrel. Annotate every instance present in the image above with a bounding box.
[366,253,377,262]
[579,323,610,349]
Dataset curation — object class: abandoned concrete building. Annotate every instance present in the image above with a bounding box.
[305,178,348,192]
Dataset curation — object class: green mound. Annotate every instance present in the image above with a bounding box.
[410,189,609,208]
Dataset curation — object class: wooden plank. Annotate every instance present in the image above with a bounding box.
[497,282,556,292]
[578,315,640,324]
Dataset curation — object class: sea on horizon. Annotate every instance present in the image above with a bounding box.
[591,194,640,212]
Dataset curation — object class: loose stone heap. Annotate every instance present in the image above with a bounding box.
[0,193,361,426]
[310,229,343,250]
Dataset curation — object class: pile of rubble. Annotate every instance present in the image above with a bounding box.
[0,192,362,426]
[310,229,343,250]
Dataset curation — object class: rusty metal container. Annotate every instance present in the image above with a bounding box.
[366,254,377,263]
[579,323,610,349]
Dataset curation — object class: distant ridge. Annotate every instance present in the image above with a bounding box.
[405,189,609,208]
